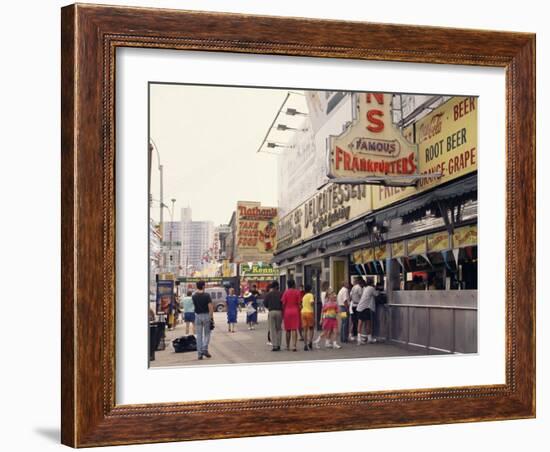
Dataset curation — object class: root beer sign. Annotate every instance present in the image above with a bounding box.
[372,96,477,209]
[235,201,278,263]
[328,93,418,179]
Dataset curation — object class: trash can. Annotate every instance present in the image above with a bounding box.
[149,321,166,355]
[149,323,158,361]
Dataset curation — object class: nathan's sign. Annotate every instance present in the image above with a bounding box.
[277,183,371,252]
[329,93,418,179]
[235,201,278,263]
[372,96,478,209]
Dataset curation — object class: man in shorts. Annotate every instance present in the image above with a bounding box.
[356,278,378,345]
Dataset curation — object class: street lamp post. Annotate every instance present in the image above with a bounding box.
[170,198,176,274]
[149,139,164,240]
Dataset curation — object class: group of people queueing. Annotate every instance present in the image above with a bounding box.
[261,278,379,352]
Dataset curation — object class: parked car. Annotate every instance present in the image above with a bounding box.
[205,287,227,312]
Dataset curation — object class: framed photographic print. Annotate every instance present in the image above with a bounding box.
[61,3,535,447]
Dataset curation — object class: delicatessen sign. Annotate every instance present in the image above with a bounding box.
[277,183,371,252]
[235,202,278,262]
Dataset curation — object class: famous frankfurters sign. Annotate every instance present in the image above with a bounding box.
[328,93,418,180]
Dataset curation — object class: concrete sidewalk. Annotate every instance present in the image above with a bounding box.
[150,311,425,368]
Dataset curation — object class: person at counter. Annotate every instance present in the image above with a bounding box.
[337,281,351,343]
[356,278,378,345]
[349,277,364,341]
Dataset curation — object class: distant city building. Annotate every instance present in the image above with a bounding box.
[160,221,182,275]
[180,207,214,275]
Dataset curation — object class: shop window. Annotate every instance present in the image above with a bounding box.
[397,247,477,290]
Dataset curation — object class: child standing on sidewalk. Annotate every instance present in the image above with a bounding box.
[313,289,341,349]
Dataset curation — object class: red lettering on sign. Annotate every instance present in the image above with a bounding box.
[343,150,351,170]
[366,93,384,105]
[335,147,344,169]
[453,97,476,120]
[366,109,384,132]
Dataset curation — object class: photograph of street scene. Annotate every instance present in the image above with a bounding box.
[148,83,478,367]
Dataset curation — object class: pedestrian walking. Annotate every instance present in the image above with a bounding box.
[313,289,341,349]
[349,277,364,340]
[264,281,283,351]
[298,284,306,341]
[226,288,239,333]
[337,281,351,343]
[244,290,258,330]
[356,278,378,345]
[250,284,262,313]
[181,290,195,335]
[281,279,301,351]
[301,285,315,350]
[192,280,214,360]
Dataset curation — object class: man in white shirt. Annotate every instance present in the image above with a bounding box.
[349,277,364,341]
[356,278,378,344]
[336,282,351,343]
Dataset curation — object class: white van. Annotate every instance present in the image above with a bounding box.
[205,287,227,312]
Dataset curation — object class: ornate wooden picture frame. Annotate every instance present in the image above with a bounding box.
[61,3,535,447]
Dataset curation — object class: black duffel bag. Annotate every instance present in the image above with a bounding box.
[172,335,197,353]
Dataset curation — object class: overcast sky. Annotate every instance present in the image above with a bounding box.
[150,84,293,225]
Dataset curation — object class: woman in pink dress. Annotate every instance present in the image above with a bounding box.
[281,280,302,351]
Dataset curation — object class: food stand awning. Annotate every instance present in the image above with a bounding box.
[273,174,477,264]
[373,173,477,223]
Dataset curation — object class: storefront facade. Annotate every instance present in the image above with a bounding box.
[274,95,478,351]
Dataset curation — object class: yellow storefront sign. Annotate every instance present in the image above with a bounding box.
[372,96,477,210]
[407,236,426,256]
[362,247,374,262]
[374,245,387,261]
[453,225,477,248]
[391,241,406,258]
[352,250,364,264]
[277,184,372,252]
[427,231,450,252]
